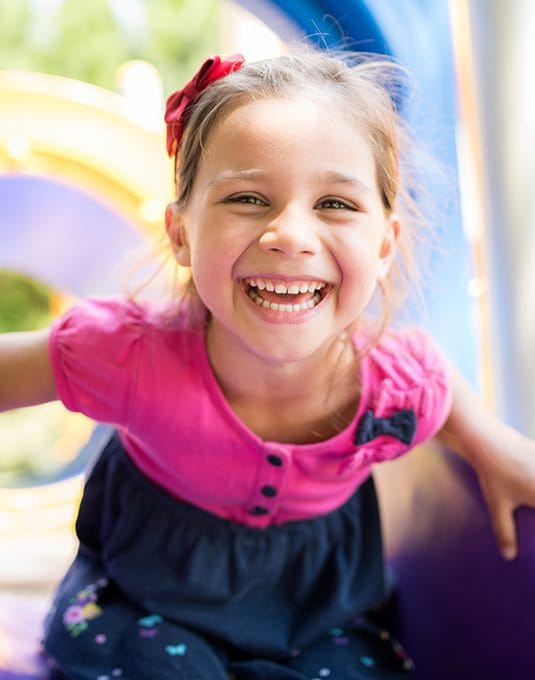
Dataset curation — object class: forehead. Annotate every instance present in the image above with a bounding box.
[198,94,377,182]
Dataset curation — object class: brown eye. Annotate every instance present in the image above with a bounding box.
[225,194,266,206]
[318,198,356,211]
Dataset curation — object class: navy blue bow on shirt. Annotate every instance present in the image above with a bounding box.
[355,408,417,446]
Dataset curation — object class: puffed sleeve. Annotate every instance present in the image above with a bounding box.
[49,297,146,424]
[365,328,453,447]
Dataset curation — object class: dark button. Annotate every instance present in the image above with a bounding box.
[267,454,283,466]
[261,485,277,497]
[250,506,269,516]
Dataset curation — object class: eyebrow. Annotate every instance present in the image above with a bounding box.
[206,169,265,189]
[316,171,373,194]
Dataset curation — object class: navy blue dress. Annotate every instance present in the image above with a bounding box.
[43,432,414,679]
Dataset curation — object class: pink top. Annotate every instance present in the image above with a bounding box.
[49,297,452,528]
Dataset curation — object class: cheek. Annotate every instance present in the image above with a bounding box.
[338,230,383,275]
[336,240,383,304]
[189,242,236,303]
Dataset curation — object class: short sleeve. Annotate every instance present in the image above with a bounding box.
[366,328,453,446]
[49,297,146,424]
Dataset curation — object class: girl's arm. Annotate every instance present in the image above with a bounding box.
[436,367,535,561]
[0,329,58,412]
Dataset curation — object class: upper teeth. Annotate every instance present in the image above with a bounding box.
[246,278,325,294]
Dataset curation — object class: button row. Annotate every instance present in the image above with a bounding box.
[248,452,285,516]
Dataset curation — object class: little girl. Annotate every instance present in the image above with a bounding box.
[1,48,535,680]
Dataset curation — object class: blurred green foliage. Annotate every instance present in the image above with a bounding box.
[0,0,222,94]
[0,270,53,332]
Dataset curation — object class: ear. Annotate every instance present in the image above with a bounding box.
[377,213,401,281]
[165,202,191,267]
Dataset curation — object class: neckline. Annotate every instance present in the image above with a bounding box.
[193,320,371,451]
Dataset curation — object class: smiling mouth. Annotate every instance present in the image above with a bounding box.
[244,277,328,312]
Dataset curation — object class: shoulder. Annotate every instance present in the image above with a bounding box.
[49,296,202,377]
[367,327,449,385]
[48,297,201,419]
[51,296,197,341]
[53,296,151,333]
[356,327,453,444]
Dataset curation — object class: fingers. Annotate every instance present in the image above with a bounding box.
[491,501,517,560]
[480,478,518,560]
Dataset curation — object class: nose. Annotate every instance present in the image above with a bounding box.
[258,206,321,256]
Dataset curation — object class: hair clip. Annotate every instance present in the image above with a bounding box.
[164,54,245,157]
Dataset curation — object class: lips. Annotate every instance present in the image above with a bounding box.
[244,277,328,312]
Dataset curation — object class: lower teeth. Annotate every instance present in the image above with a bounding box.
[248,288,321,311]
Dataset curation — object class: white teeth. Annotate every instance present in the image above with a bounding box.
[246,278,325,293]
[248,287,322,311]
[245,277,326,313]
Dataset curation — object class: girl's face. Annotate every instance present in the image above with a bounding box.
[167,95,399,367]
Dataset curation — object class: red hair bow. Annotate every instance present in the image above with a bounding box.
[164,54,245,157]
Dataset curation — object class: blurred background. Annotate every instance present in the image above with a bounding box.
[1,0,534,677]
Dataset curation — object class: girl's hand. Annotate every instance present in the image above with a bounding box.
[437,367,535,561]
[472,428,535,560]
